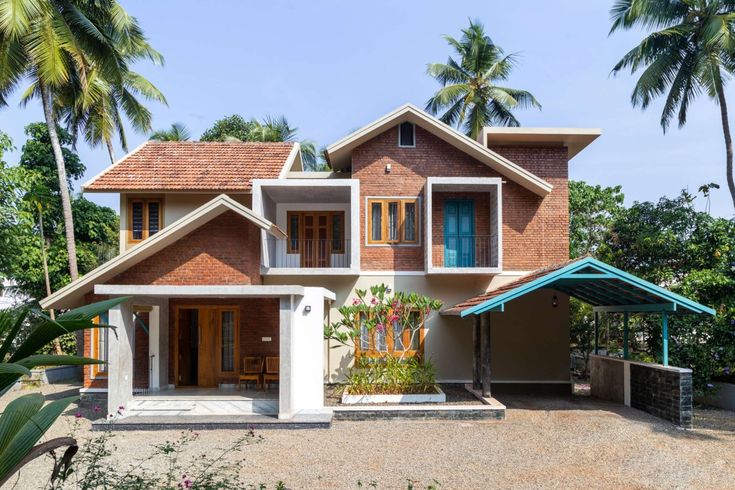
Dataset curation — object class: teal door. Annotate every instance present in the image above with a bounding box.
[444,200,475,267]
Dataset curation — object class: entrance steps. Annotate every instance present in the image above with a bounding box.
[128,394,278,416]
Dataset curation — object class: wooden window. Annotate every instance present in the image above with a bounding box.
[366,198,420,245]
[91,312,109,377]
[219,310,236,373]
[398,122,415,147]
[128,199,163,243]
[286,211,345,257]
[355,310,424,358]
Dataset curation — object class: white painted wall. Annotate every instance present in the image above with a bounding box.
[107,301,134,417]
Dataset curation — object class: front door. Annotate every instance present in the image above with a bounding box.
[302,213,329,267]
[444,200,475,267]
[176,306,239,387]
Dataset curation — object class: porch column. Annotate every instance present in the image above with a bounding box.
[662,310,669,366]
[623,312,629,360]
[594,311,599,355]
[480,312,492,397]
[108,300,134,417]
[472,315,482,390]
[278,296,294,419]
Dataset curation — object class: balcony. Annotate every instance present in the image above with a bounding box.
[435,235,498,269]
[264,238,353,269]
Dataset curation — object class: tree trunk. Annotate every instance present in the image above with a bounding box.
[715,80,735,211]
[105,137,116,164]
[40,81,78,281]
[38,208,62,354]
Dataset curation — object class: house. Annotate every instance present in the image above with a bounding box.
[40,104,711,426]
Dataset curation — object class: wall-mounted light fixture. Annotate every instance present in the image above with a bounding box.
[551,295,559,308]
[386,286,393,294]
[385,163,392,173]
[304,305,312,313]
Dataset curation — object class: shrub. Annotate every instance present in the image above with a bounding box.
[346,357,437,395]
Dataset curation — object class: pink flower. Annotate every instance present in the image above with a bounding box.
[93,405,101,413]
[352,298,360,305]
[376,323,385,332]
[74,412,82,419]
[118,405,125,411]
[391,315,399,322]
[370,298,377,305]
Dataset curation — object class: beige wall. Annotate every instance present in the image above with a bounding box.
[119,193,251,251]
[264,273,570,384]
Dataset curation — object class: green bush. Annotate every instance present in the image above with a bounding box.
[346,357,437,395]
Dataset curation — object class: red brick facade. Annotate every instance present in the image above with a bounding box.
[111,211,262,286]
[352,125,569,271]
[431,191,493,267]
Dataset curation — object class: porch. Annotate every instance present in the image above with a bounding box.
[98,284,335,421]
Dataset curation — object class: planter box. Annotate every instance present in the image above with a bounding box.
[45,365,81,383]
[341,386,446,405]
[699,382,735,412]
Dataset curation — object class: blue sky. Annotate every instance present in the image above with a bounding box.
[1,0,733,217]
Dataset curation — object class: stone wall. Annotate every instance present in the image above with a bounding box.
[590,355,693,428]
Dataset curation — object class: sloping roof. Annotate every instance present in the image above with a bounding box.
[443,256,716,317]
[40,195,285,310]
[83,141,300,192]
[481,127,602,159]
[325,104,553,196]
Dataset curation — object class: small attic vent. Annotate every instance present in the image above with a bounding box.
[398,122,415,147]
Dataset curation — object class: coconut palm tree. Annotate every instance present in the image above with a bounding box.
[248,115,320,169]
[149,123,191,142]
[610,0,735,211]
[0,0,159,281]
[426,19,541,139]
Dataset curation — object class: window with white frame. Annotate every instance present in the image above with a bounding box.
[398,122,415,147]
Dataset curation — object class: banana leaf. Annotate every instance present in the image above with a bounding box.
[0,307,29,361]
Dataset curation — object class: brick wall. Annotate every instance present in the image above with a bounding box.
[167,298,279,386]
[352,125,569,271]
[110,211,262,286]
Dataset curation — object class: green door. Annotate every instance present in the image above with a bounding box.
[444,200,475,267]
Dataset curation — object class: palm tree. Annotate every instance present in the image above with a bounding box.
[610,0,735,211]
[426,19,541,139]
[0,0,157,281]
[149,123,191,141]
[248,115,320,169]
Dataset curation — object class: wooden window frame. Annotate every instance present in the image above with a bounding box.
[354,310,425,359]
[366,198,420,245]
[285,211,345,254]
[91,314,108,378]
[128,198,163,243]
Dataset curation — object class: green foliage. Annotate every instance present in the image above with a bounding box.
[426,19,540,138]
[200,115,254,142]
[347,357,437,395]
[570,180,735,393]
[149,122,191,142]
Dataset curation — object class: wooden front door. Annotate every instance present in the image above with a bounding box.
[302,213,329,267]
[444,200,475,267]
[197,309,217,387]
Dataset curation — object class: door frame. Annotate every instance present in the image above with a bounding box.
[443,199,475,267]
[173,304,240,387]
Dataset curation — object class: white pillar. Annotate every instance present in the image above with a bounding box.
[278,296,294,419]
[148,305,160,391]
[158,298,169,390]
[108,300,134,417]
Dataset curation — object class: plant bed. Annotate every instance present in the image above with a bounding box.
[341,385,446,404]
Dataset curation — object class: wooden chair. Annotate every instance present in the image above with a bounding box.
[263,356,279,391]
[239,356,263,391]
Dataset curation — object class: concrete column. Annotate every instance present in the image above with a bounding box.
[480,312,492,397]
[148,305,160,391]
[278,296,294,419]
[158,298,169,389]
[108,300,134,417]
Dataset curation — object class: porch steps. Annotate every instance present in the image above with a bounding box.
[127,398,278,416]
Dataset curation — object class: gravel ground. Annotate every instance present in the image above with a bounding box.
[4,383,735,489]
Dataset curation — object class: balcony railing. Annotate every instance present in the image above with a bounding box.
[436,235,498,268]
[264,238,352,269]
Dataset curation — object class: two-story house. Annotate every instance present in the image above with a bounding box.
[42,104,709,423]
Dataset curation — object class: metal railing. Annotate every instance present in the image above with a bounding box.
[265,238,352,269]
[437,235,498,268]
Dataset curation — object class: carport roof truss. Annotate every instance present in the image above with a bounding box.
[444,256,716,318]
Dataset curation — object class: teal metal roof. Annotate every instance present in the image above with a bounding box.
[447,257,716,317]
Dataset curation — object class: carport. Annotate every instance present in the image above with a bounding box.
[443,256,715,427]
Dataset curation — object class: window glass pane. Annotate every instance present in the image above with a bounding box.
[360,315,369,351]
[370,202,382,241]
[409,311,421,350]
[131,202,144,240]
[404,202,416,241]
[392,319,405,351]
[289,214,299,251]
[399,122,414,146]
[147,202,160,236]
[388,202,399,241]
[332,214,343,251]
[375,325,387,352]
[220,311,235,372]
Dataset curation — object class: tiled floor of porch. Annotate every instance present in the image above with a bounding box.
[129,386,279,416]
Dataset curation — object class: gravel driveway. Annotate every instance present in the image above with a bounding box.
[4,383,735,489]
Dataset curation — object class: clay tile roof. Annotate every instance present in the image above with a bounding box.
[443,256,588,315]
[83,141,296,192]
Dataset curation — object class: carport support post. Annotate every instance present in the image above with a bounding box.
[480,312,492,397]
[594,311,599,355]
[472,315,482,390]
[662,310,669,366]
[623,312,629,360]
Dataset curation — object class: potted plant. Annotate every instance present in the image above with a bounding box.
[325,284,445,404]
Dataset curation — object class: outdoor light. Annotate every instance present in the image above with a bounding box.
[552,295,559,308]
[385,163,392,173]
[304,305,312,313]
[386,286,393,293]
